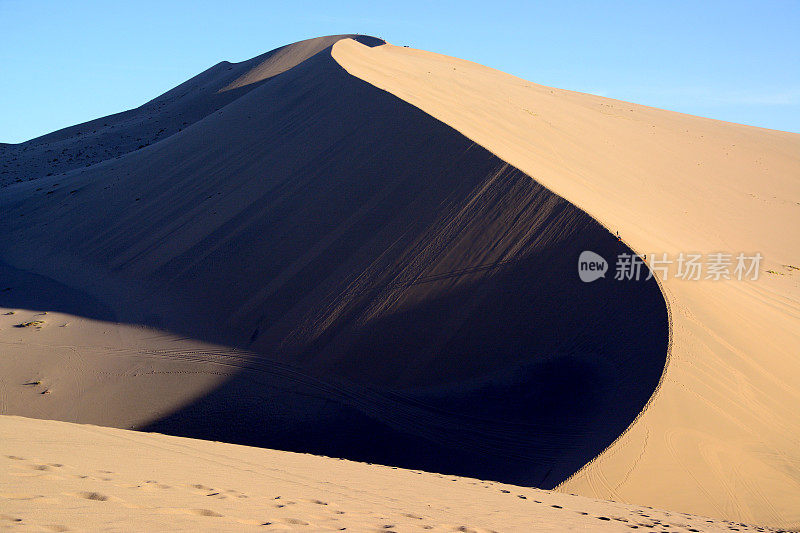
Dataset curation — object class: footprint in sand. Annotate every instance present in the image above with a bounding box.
[282,518,309,525]
[190,509,223,517]
[189,484,213,494]
[431,526,486,533]
[1,494,46,501]
[261,517,309,526]
[136,479,170,490]
[78,491,109,501]
[274,499,297,508]
[4,516,69,532]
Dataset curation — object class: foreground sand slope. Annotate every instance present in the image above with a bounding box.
[333,39,800,528]
[0,415,773,533]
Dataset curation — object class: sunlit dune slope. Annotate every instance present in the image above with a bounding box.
[333,38,800,528]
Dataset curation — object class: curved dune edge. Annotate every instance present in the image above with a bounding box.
[0,38,667,490]
[332,39,800,528]
[0,415,765,533]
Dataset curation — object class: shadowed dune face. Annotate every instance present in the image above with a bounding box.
[0,41,668,487]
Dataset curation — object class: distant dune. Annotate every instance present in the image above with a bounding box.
[0,35,382,187]
[0,34,798,530]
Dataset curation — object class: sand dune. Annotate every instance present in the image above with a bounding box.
[0,37,667,489]
[333,39,800,528]
[0,34,796,530]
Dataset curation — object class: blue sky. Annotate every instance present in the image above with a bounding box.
[1,0,798,143]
